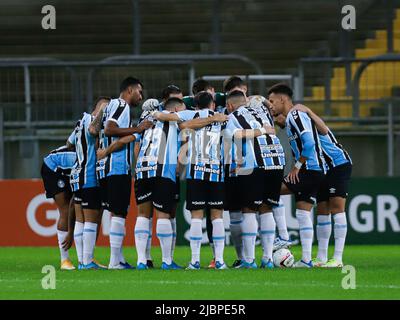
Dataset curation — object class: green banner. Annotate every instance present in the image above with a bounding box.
[175,178,400,245]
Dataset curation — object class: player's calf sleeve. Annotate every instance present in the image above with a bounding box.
[190,218,203,264]
[260,212,276,260]
[57,230,70,261]
[83,222,97,265]
[212,218,225,264]
[295,209,314,263]
[170,218,177,258]
[272,202,289,240]
[156,219,173,265]
[316,215,331,263]
[229,211,243,260]
[73,221,84,263]
[109,217,126,266]
[241,213,258,263]
[134,216,150,265]
[146,217,153,261]
[333,212,347,262]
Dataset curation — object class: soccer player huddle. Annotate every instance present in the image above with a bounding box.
[40,75,352,271]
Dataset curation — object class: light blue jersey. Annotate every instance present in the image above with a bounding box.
[319,130,352,170]
[285,109,326,172]
[70,113,98,191]
[178,109,225,182]
[43,146,76,175]
[103,98,132,176]
[135,111,179,182]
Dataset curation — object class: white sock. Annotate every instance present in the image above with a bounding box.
[241,213,258,263]
[73,222,84,264]
[316,215,331,263]
[333,212,347,262]
[146,217,153,261]
[229,211,243,260]
[109,217,126,266]
[273,202,289,240]
[57,230,69,261]
[260,212,276,260]
[83,222,97,265]
[212,218,225,264]
[296,209,314,263]
[190,218,203,264]
[134,216,150,265]
[170,218,177,259]
[156,218,173,265]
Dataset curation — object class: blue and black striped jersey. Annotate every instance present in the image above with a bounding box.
[102,98,132,176]
[225,105,285,173]
[319,130,352,170]
[285,109,326,172]
[43,146,76,175]
[69,113,98,191]
[178,109,226,182]
[135,111,179,182]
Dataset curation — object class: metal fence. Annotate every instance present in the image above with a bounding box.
[0,54,263,179]
[297,55,400,178]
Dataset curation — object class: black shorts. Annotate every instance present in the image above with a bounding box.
[79,187,101,210]
[73,191,82,204]
[40,163,71,199]
[284,169,325,204]
[186,179,224,211]
[239,168,284,211]
[317,162,352,203]
[107,174,132,216]
[224,176,242,211]
[134,177,177,214]
[99,178,109,210]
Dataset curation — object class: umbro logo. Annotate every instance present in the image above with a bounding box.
[57,180,65,188]
[329,188,336,194]
[153,202,163,209]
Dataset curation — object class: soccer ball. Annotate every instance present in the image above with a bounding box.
[272,248,295,268]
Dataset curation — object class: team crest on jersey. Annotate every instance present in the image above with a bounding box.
[292,110,299,119]
[57,179,65,188]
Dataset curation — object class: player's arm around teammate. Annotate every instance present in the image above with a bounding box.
[292,104,352,268]
[268,83,327,268]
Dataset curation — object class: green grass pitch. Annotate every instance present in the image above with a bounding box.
[0,245,399,300]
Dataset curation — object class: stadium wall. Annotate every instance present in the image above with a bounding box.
[0,178,399,247]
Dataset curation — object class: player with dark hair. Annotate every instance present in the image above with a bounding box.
[135,85,184,268]
[102,77,153,269]
[153,92,229,270]
[41,145,77,270]
[223,76,247,94]
[267,83,326,268]
[276,104,352,268]
[192,79,214,95]
[69,98,111,270]
[225,90,282,269]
